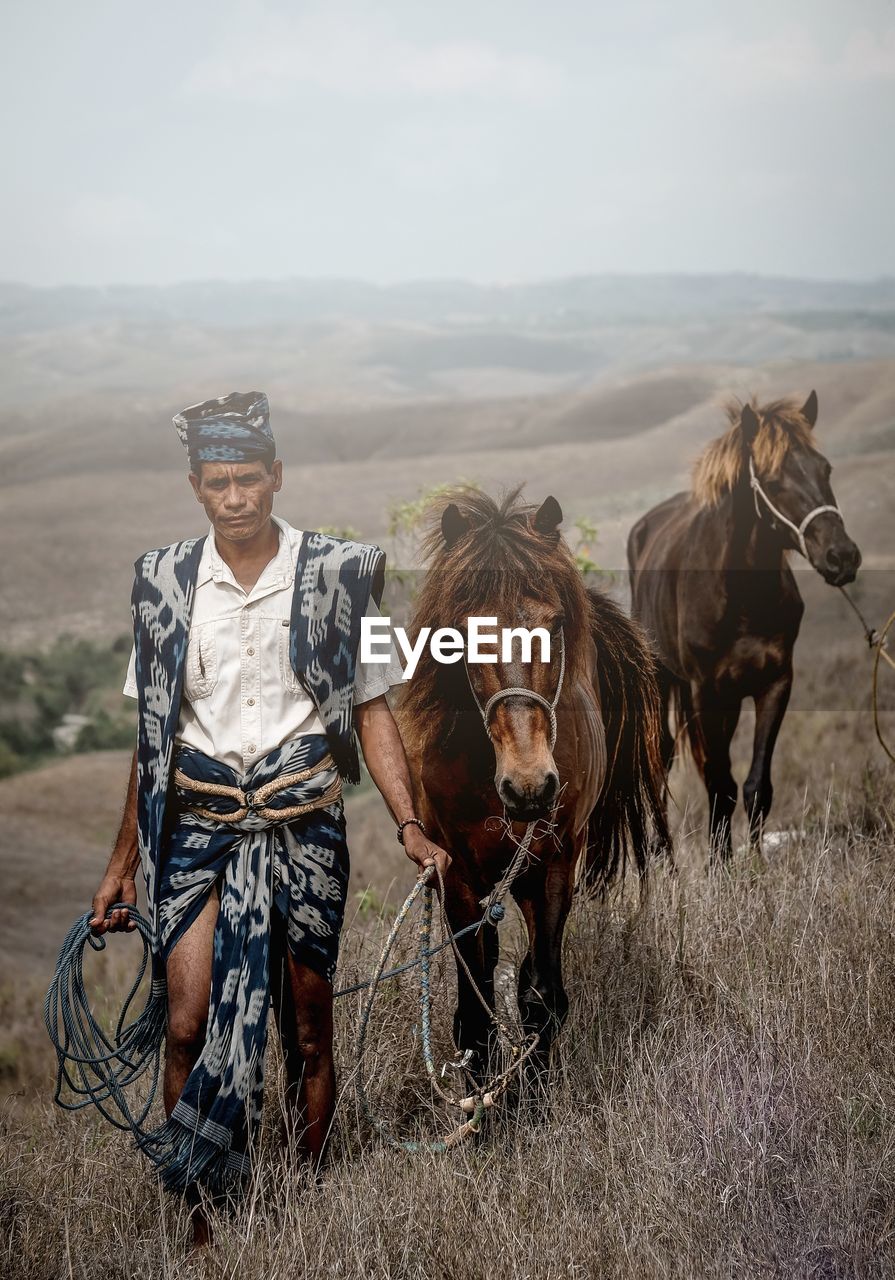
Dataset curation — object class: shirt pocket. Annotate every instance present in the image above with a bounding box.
[184,621,218,701]
[277,619,304,696]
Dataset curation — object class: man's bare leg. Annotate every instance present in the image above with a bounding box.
[164,886,218,1249]
[270,927,336,1168]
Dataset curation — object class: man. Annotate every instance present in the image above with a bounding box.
[88,391,449,1247]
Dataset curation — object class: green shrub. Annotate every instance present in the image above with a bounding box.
[0,634,135,775]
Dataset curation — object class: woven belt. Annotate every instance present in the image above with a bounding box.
[173,754,342,824]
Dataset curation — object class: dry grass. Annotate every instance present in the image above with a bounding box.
[2,544,894,1279]
[3,790,894,1280]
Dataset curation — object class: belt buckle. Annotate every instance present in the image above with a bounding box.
[244,788,258,812]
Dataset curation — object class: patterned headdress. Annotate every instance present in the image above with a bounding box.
[173,391,275,472]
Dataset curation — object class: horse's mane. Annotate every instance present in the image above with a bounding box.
[691,397,816,508]
[399,485,595,734]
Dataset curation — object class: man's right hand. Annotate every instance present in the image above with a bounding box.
[89,875,138,934]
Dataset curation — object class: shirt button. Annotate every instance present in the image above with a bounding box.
[247,744,256,754]
[246,647,255,656]
[281,619,289,627]
[246,697,255,706]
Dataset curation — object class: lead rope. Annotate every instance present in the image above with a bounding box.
[748,455,894,765]
[355,845,541,1153]
[356,631,565,1151]
[841,587,895,766]
[837,585,895,765]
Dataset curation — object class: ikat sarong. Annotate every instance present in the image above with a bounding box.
[137,733,349,1195]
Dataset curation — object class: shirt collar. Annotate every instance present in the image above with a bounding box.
[197,515,302,591]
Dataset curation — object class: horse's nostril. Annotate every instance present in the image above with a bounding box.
[825,547,842,573]
[498,773,559,813]
[498,777,524,808]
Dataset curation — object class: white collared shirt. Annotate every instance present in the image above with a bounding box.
[123,516,402,774]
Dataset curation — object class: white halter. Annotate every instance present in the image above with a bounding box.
[465,630,566,751]
[748,456,843,560]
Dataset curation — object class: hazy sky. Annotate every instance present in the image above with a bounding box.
[3,0,894,285]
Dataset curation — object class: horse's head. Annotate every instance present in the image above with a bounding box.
[437,492,582,822]
[740,392,861,586]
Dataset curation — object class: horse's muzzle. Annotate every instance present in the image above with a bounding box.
[498,770,559,821]
[818,538,861,587]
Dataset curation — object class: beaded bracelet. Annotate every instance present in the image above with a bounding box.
[396,817,428,845]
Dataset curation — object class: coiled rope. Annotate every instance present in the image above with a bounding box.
[44,908,166,1143]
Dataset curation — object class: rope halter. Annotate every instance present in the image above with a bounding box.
[465,629,566,751]
[748,456,843,560]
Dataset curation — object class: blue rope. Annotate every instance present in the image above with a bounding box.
[333,903,504,997]
[45,897,506,1142]
[44,904,166,1140]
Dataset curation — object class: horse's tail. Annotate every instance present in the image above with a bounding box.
[583,588,671,888]
[668,677,705,774]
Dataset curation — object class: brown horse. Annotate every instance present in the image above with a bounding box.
[395,487,668,1075]
[627,391,861,859]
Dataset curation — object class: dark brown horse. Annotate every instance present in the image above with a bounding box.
[628,392,861,859]
[395,487,668,1075]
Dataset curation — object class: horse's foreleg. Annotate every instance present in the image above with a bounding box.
[650,665,678,863]
[445,876,499,1081]
[657,665,677,778]
[512,847,575,1070]
[743,672,792,846]
[693,684,740,861]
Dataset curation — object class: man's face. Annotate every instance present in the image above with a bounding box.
[189,460,283,543]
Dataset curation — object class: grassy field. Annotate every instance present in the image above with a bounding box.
[2,575,894,1279]
[1,587,893,1278]
[2,616,894,1278]
[3,796,893,1279]
[1,335,893,1276]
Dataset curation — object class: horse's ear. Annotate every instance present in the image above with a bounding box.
[441,503,470,547]
[801,389,818,429]
[533,495,563,534]
[740,404,760,446]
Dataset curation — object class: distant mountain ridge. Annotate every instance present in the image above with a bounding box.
[2,272,895,334]
[2,273,895,414]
